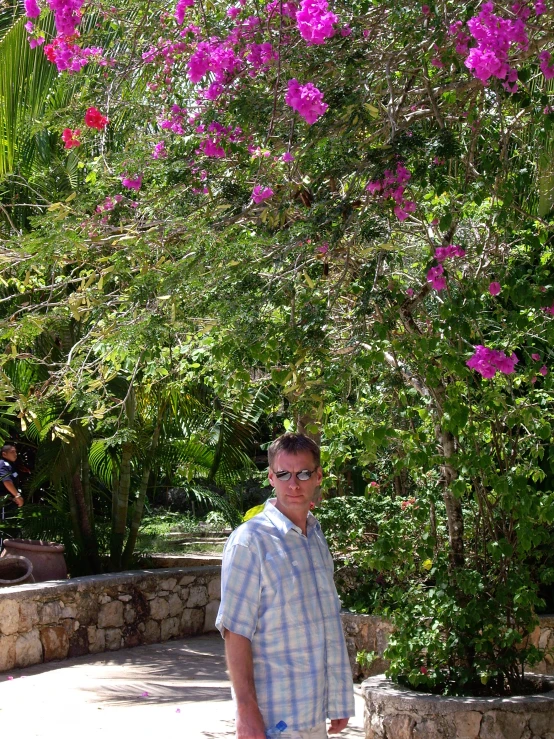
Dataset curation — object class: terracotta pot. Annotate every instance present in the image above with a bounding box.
[0,555,35,586]
[1,539,67,582]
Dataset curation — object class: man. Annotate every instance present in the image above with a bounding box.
[216,433,354,739]
[0,444,24,508]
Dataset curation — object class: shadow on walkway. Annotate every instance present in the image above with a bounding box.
[0,634,365,738]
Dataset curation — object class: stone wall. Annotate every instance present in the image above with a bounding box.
[341,612,554,681]
[0,566,221,673]
[362,674,554,739]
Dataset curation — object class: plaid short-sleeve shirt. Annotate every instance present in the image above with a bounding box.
[216,499,355,733]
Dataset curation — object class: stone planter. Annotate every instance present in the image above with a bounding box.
[1,539,67,582]
[0,555,34,586]
[362,674,554,739]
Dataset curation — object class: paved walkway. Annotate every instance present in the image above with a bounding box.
[0,634,366,738]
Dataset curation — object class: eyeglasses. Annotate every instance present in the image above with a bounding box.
[273,469,318,482]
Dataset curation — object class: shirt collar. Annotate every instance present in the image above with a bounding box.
[263,498,319,536]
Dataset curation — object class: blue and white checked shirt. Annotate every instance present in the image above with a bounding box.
[216,499,355,733]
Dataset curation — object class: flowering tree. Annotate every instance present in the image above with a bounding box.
[2,0,554,692]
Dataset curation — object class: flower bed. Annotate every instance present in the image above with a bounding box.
[341,613,554,681]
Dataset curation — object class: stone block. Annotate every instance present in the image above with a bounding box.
[98,600,124,629]
[203,599,220,633]
[143,620,161,644]
[105,628,122,651]
[118,595,132,603]
[479,711,527,739]
[180,608,204,636]
[124,605,136,624]
[161,617,180,641]
[98,594,111,605]
[158,590,170,597]
[529,713,554,736]
[208,577,221,599]
[40,626,69,662]
[159,577,178,591]
[87,626,106,654]
[61,605,77,619]
[383,714,416,739]
[149,597,170,621]
[413,718,444,739]
[0,600,20,636]
[40,601,62,624]
[0,635,17,671]
[19,601,39,632]
[15,629,43,668]
[454,711,483,739]
[68,626,89,658]
[75,593,99,626]
[168,593,183,618]
[539,629,551,650]
[186,586,208,608]
[179,575,196,586]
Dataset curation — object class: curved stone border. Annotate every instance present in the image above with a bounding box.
[362,674,554,739]
[0,566,221,672]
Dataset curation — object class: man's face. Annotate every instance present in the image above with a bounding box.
[268,450,322,523]
[2,447,17,463]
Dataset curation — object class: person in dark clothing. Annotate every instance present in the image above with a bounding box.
[0,444,24,508]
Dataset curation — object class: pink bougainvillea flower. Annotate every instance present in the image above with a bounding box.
[175,0,194,24]
[84,107,109,130]
[427,264,447,291]
[535,0,546,14]
[406,288,415,297]
[539,50,554,80]
[422,4,430,14]
[252,185,274,203]
[121,175,143,190]
[29,35,45,48]
[285,78,328,124]
[420,666,428,674]
[532,353,541,361]
[317,242,329,254]
[489,281,501,296]
[152,141,167,159]
[296,0,338,45]
[366,181,382,194]
[281,151,294,162]
[24,21,34,32]
[62,128,81,149]
[466,345,519,379]
[369,481,379,488]
[24,0,41,18]
[340,25,352,36]
[531,376,537,384]
[540,365,548,376]
[431,57,444,68]
[434,244,466,261]
[542,303,554,315]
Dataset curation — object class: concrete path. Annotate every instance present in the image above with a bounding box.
[0,634,366,738]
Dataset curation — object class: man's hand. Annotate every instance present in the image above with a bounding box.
[328,718,349,734]
[13,495,23,508]
[235,704,267,739]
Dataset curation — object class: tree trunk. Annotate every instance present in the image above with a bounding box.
[121,421,162,569]
[72,470,102,574]
[110,440,133,571]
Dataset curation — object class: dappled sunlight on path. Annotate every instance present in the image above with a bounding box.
[0,634,365,738]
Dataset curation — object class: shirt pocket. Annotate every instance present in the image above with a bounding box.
[261,547,301,609]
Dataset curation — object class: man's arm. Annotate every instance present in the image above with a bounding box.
[3,480,23,507]
[224,630,266,739]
